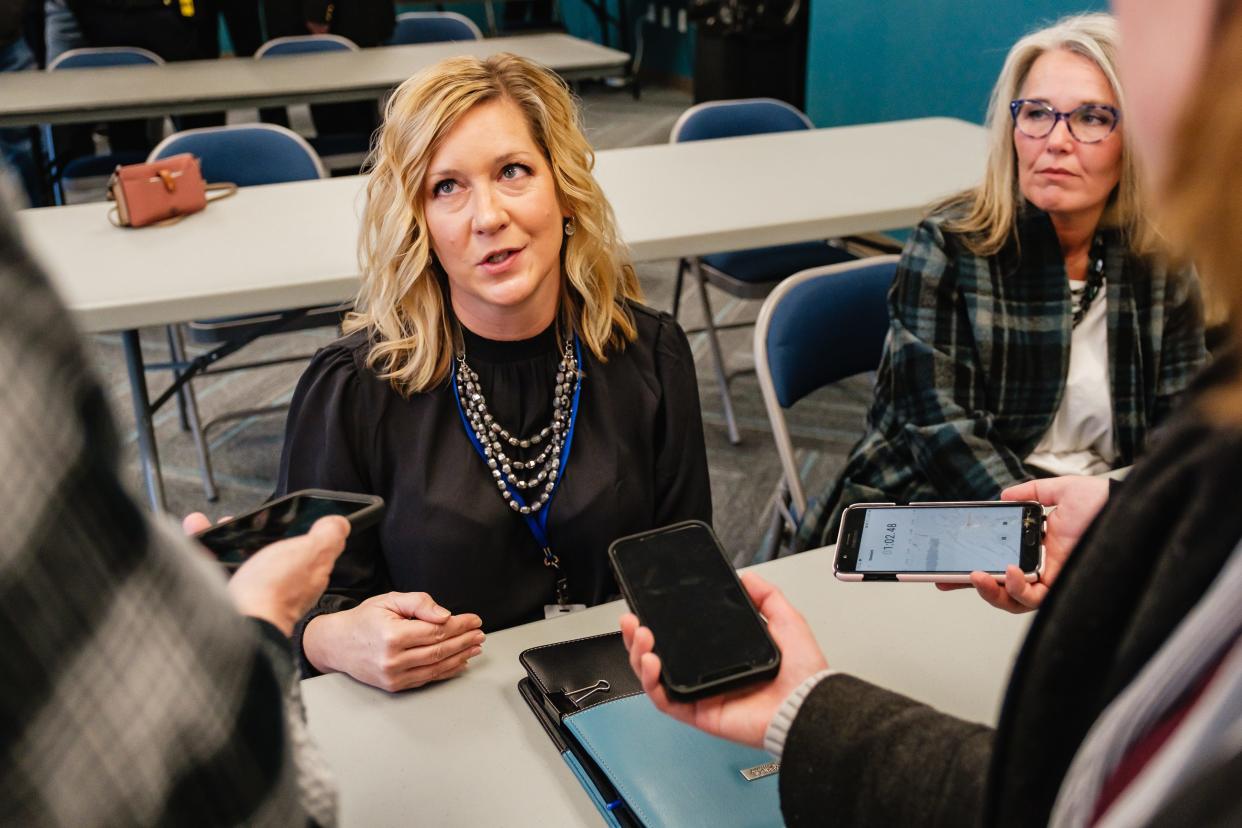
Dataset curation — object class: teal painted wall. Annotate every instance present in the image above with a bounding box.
[804,0,1107,127]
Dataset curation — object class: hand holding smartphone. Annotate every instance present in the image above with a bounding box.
[834,500,1045,583]
[609,520,781,701]
[194,489,384,571]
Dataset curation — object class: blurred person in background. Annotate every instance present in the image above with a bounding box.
[802,14,1206,547]
[626,5,1242,825]
[0,0,41,206]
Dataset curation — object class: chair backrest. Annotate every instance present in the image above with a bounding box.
[390,11,484,44]
[148,123,327,186]
[670,98,814,144]
[47,46,164,71]
[43,47,167,204]
[754,255,898,518]
[254,34,359,58]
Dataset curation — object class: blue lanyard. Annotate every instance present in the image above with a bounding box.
[451,335,584,579]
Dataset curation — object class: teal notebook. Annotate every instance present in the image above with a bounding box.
[562,693,784,828]
[520,632,784,827]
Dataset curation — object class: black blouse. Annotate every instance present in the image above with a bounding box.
[277,302,711,668]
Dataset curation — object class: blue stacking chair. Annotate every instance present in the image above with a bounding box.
[390,11,484,44]
[255,34,373,173]
[254,32,359,56]
[43,47,165,205]
[147,124,346,500]
[671,98,859,444]
[753,255,898,559]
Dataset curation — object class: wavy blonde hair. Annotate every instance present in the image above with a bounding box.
[935,13,1159,256]
[1162,0,1242,421]
[345,53,642,395]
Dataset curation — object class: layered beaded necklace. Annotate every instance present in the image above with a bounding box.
[454,334,582,516]
[1072,233,1106,329]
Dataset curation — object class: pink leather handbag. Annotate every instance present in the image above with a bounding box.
[106,153,237,228]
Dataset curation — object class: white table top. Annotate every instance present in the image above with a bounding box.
[18,118,985,334]
[0,34,629,127]
[301,545,1031,828]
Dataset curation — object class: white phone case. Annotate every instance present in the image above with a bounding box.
[832,502,1045,583]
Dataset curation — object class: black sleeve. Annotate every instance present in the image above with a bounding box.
[780,674,993,828]
[277,343,392,675]
[651,316,712,526]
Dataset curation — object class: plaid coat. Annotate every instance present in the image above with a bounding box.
[0,203,335,825]
[803,204,1207,547]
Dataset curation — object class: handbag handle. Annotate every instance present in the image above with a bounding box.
[206,182,239,203]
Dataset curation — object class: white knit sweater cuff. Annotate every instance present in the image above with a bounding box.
[762,669,835,758]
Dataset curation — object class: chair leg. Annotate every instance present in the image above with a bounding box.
[671,258,687,321]
[756,486,787,564]
[692,259,741,445]
[170,325,219,502]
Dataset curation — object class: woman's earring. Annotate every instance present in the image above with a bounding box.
[563,216,576,237]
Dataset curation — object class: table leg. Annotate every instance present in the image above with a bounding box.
[122,329,167,512]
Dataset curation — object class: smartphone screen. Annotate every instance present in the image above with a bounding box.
[836,502,1042,578]
[195,491,382,567]
[610,521,779,699]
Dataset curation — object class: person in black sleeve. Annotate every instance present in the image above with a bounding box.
[277,53,712,693]
[68,0,199,62]
[623,5,1242,825]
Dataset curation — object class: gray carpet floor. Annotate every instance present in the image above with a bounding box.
[87,84,875,564]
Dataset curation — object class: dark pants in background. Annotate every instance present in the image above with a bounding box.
[71,2,208,148]
[0,35,42,206]
[189,0,264,127]
[504,0,554,31]
[259,0,388,147]
[196,0,262,58]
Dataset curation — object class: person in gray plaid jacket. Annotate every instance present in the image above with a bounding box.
[0,195,347,824]
[804,14,1207,549]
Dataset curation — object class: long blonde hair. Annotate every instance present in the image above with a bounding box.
[346,53,642,396]
[1162,1,1242,421]
[935,13,1158,256]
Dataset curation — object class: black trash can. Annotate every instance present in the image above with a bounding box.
[690,0,809,109]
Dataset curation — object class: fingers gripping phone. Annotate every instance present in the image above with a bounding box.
[608,520,781,701]
[194,489,384,571]
[834,501,1045,583]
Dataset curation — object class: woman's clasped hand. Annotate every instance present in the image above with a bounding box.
[302,594,485,692]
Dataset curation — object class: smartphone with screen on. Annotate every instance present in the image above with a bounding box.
[608,520,781,701]
[194,489,384,572]
[834,501,1045,583]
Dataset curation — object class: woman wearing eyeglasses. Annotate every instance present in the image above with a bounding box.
[802,13,1206,558]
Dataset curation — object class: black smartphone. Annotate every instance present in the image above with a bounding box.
[193,489,384,571]
[834,500,1045,582]
[608,520,781,701]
